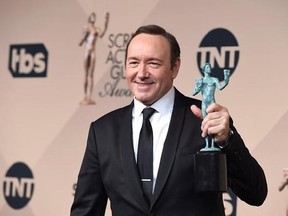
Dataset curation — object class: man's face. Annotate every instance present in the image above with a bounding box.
[125,33,179,105]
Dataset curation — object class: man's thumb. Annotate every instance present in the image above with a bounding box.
[190,105,202,119]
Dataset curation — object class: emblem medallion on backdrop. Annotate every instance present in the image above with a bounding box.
[3,162,35,209]
[197,28,240,81]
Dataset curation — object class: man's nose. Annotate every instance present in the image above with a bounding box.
[137,63,149,78]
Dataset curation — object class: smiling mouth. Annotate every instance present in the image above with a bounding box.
[135,81,154,89]
[135,78,154,83]
[137,81,151,85]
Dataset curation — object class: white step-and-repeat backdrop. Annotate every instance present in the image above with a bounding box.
[1,0,288,215]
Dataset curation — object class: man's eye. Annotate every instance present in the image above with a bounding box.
[149,62,160,67]
[129,61,138,67]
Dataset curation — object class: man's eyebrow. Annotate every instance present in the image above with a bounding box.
[127,56,139,61]
[147,57,163,62]
[126,56,163,63]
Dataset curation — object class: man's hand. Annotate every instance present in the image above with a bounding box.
[191,103,230,143]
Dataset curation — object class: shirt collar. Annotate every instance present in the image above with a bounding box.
[133,87,175,118]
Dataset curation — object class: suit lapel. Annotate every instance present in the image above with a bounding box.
[120,102,150,212]
[151,90,187,207]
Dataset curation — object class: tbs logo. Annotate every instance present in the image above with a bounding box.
[197,28,239,81]
[9,43,48,77]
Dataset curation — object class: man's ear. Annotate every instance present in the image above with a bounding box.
[172,57,181,79]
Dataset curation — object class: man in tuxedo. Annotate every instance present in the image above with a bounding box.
[71,24,267,216]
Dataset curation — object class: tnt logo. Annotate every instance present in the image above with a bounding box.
[9,43,48,77]
[223,188,237,216]
[197,28,239,81]
[3,162,35,209]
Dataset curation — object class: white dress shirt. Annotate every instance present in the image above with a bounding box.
[132,87,175,192]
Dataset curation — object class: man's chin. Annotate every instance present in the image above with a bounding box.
[135,95,154,105]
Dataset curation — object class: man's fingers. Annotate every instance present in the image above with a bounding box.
[191,105,202,119]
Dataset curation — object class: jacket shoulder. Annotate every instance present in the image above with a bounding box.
[174,88,202,108]
[92,103,132,126]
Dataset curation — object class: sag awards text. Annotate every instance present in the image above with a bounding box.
[99,33,133,97]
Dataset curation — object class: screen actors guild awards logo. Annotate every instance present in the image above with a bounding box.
[79,12,110,105]
[98,32,133,98]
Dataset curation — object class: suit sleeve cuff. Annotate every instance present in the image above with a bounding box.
[217,129,234,150]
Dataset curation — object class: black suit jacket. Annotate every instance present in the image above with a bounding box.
[71,89,267,216]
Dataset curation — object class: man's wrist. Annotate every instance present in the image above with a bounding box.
[218,129,234,149]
